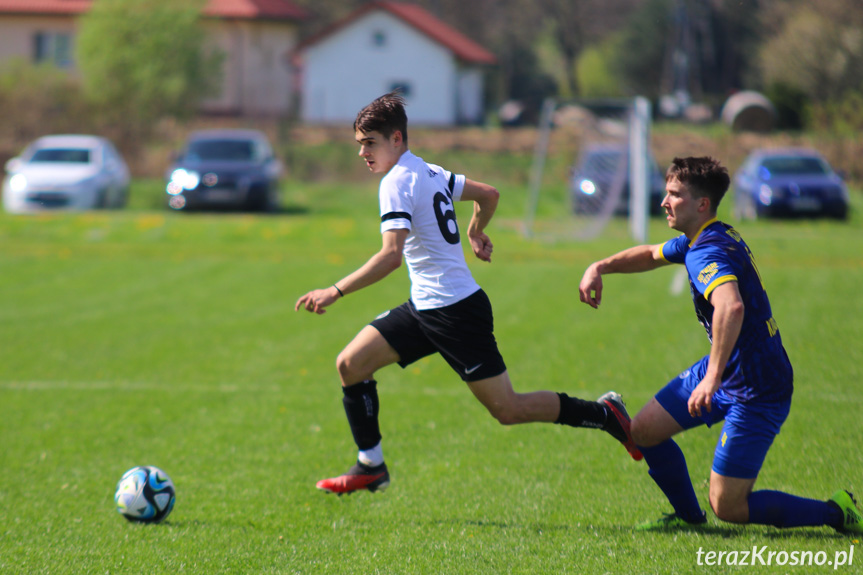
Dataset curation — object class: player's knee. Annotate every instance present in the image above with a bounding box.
[335,350,363,382]
[335,351,349,375]
[709,493,747,523]
[492,411,520,426]
[492,413,522,426]
[486,404,525,426]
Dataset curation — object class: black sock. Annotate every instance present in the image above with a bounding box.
[554,393,607,429]
[342,380,381,450]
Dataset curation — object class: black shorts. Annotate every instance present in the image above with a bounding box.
[370,289,507,382]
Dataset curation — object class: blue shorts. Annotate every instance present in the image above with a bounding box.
[655,357,791,479]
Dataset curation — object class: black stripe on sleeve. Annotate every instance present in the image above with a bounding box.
[381,211,412,222]
[448,173,456,193]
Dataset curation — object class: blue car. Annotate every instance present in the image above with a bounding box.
[733,148,849,220]
[165,129,282,212]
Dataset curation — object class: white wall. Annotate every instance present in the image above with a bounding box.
[302,11,458,125]
[457,67,483,124]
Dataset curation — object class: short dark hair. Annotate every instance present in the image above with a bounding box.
[353,90,408,145]
[666,156,730,211]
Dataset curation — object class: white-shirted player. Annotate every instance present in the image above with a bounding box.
[296,92,641,495]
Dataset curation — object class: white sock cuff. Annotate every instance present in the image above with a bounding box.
[358,443,384,467]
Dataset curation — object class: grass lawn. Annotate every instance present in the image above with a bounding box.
[0,173,861,574]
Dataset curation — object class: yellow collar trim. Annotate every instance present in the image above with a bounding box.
[689,217,718,246]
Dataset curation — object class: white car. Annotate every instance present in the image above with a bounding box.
[3,134,130,213]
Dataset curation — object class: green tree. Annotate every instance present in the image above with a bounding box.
[609,0,762,104]
[534,0,641,98]
[76,0,221,145]
[613,0,672,100]
[757,0,863,132]
[576,38,625,99]
[759,0,863,103]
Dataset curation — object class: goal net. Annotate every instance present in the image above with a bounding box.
[522,97,653,242]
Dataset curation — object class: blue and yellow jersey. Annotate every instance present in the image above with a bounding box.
[660,219,793,403]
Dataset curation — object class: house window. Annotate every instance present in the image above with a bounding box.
[390,82,411,98]
[34,32,74,68]
[372,30,386,47]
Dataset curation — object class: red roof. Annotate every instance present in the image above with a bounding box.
[0,0,306,20]
[298,1,496,65]
[0,1,91,15]
[203,0,306,20]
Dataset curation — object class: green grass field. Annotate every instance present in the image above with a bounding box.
[1,173,861,574]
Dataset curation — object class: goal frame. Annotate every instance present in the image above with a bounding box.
[523,96,653,243]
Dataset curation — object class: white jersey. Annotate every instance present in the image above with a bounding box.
[379,150,480,310]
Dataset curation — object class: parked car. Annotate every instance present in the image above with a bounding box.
[570,144,666,216]
[733,148,849,220]
[3,134,130,214]
[165,129,282,211]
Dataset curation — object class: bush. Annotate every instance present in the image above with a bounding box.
[0,60,94,149]
[763,82,808,131]
[808,91,863,136]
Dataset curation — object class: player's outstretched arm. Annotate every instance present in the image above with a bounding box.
[579,244,668,308]
[295,229,408,315]
[461,179,499,263]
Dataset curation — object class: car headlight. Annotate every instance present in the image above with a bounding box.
[167,169,200,195]
[579,180,597,195]
[9,174,27,193]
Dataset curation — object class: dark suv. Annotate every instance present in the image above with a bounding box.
[165,129,282,211]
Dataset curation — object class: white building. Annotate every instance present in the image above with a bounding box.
[296,2,496,126]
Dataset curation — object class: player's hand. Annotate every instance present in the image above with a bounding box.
[295,287,340,315]
[578,264,603,308]
[687,376,721,417]
[469,231,493,262]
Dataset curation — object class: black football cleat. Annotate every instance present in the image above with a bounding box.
[598,391,643,461]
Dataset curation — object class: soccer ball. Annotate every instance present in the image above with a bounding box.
[114,466,176,524]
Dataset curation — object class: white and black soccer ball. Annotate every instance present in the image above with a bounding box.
[114,466,176,524]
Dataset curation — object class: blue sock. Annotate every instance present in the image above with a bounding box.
[639,440,705,523]
[748,490,842,528]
